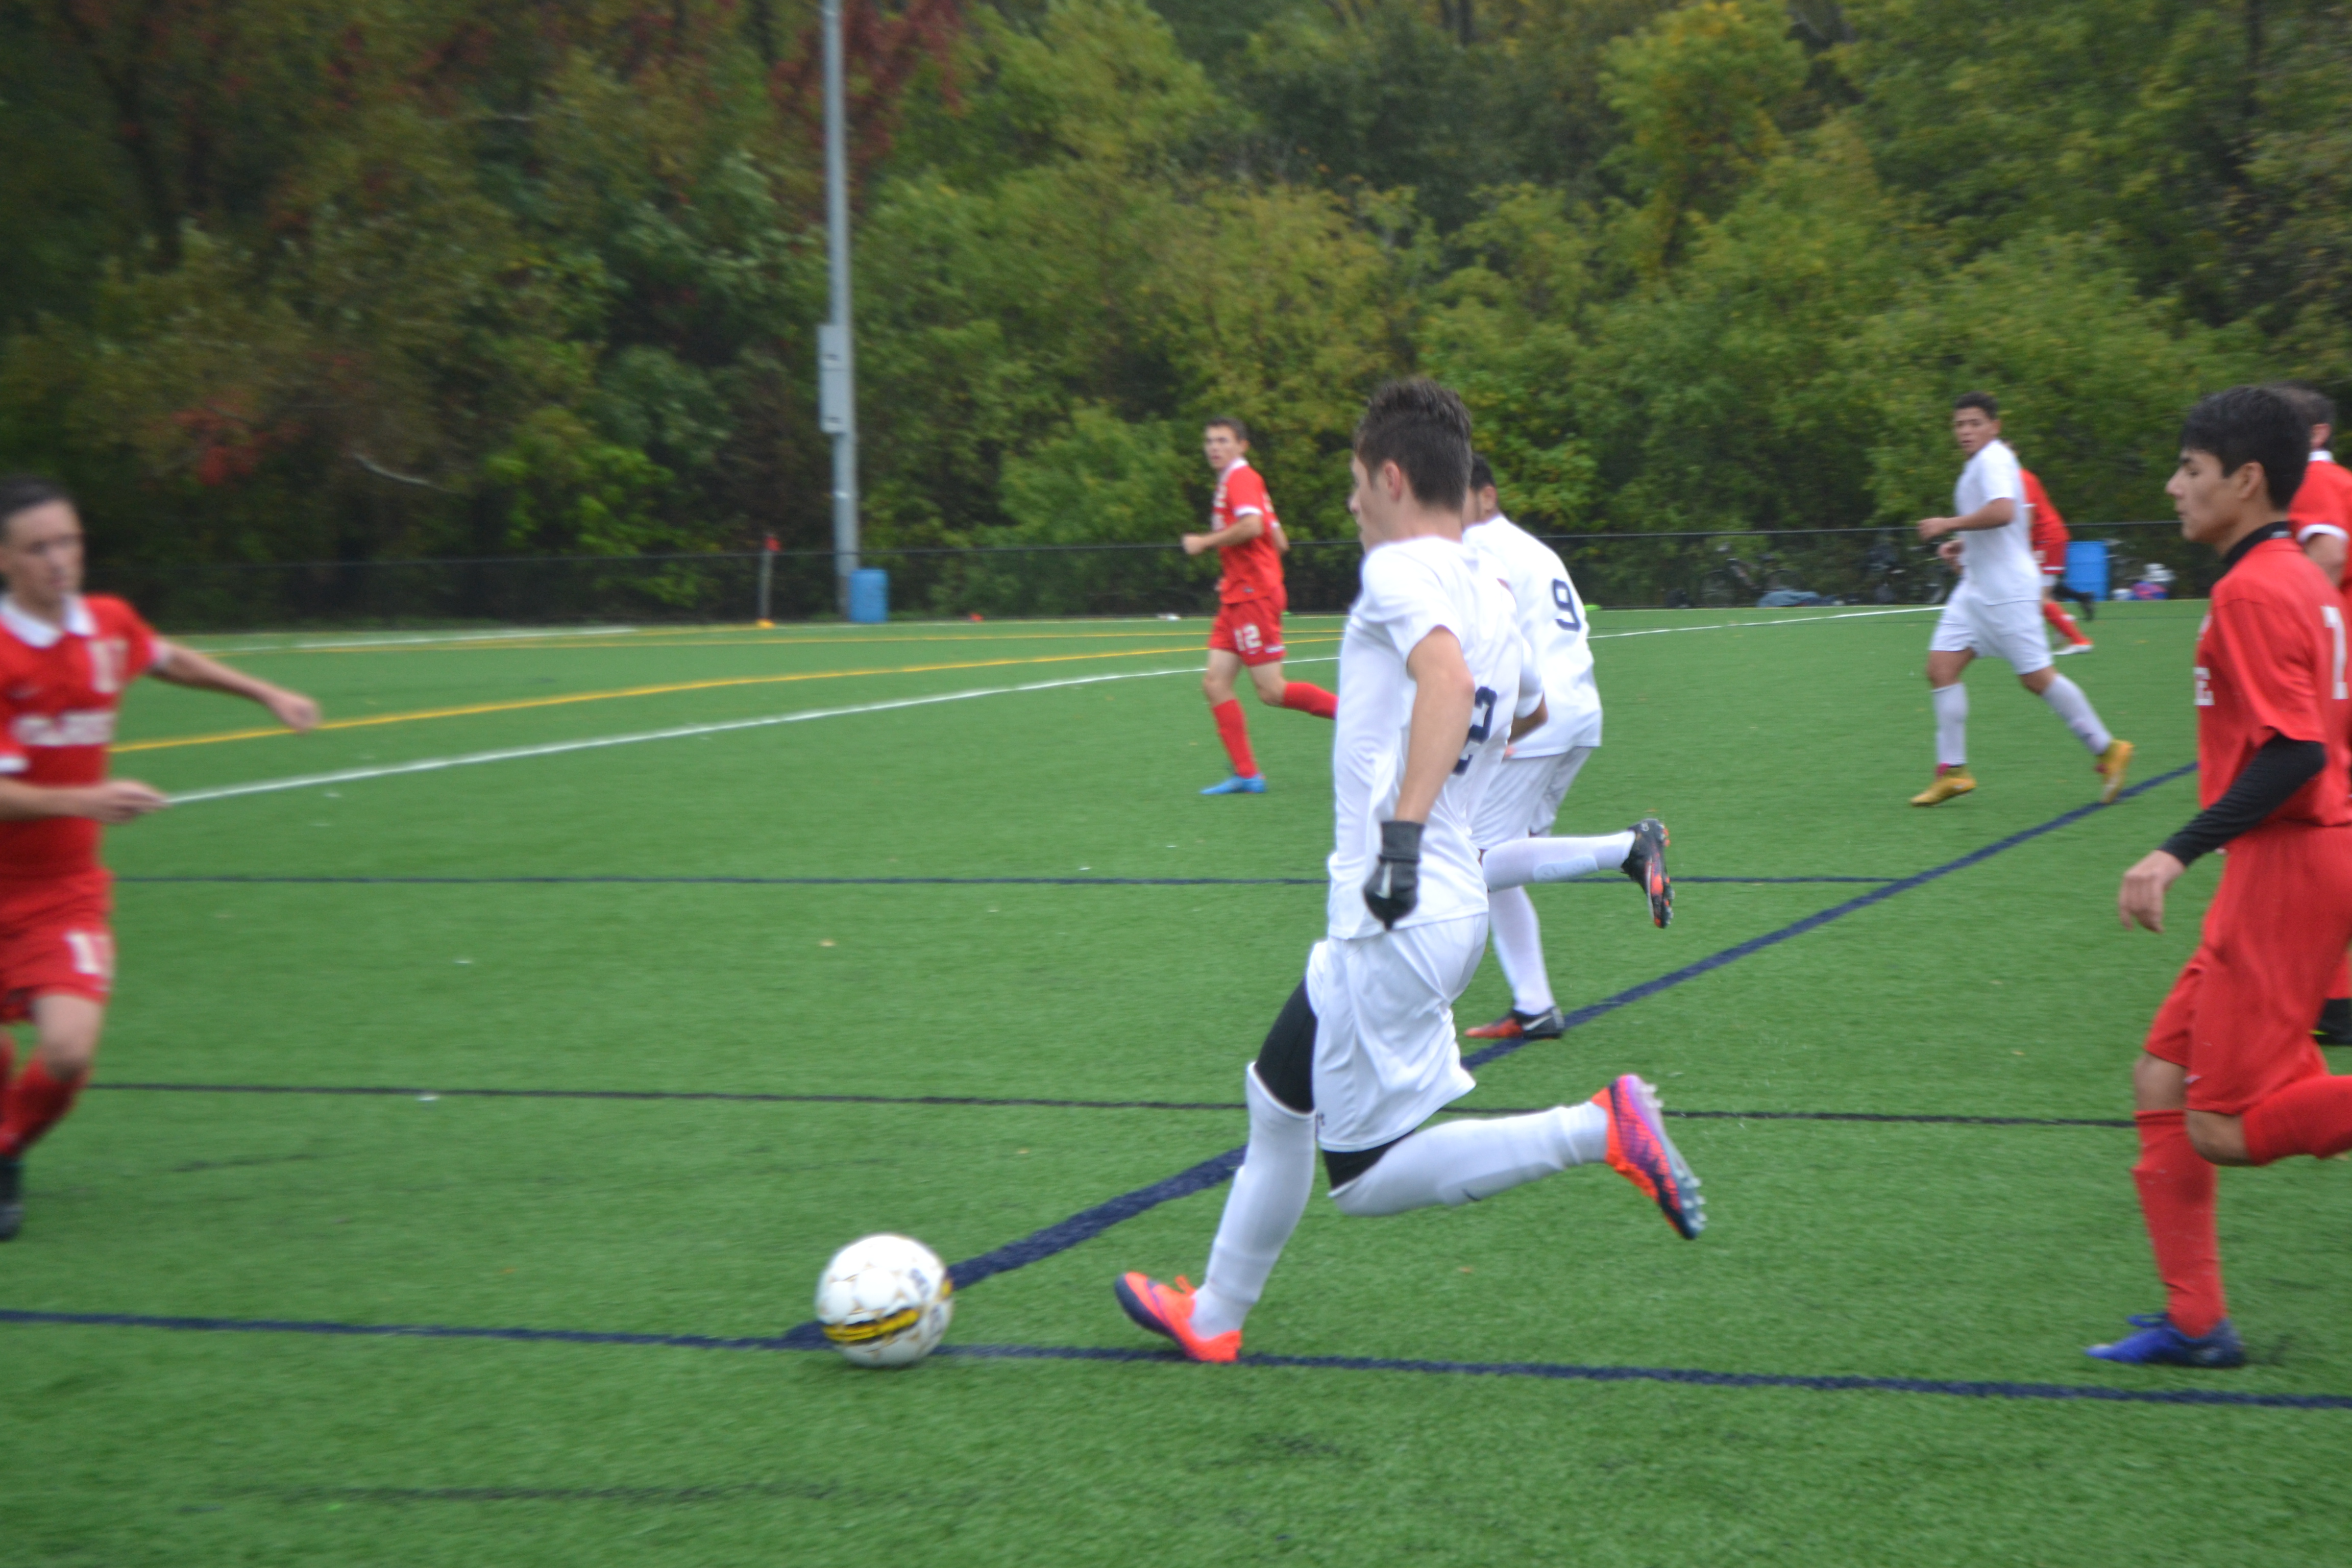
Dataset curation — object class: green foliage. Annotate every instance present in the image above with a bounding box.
[0,0,2345,580]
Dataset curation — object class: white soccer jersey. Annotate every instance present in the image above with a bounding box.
[1325,535,1540,941]
[1953,439,2038,604]
[1465,512,1602,756]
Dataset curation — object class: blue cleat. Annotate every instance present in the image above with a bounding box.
[2086,1312,2245,1368]
[1200,775,1267,796]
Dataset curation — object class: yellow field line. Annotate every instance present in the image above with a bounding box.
[205,625,1346,657]
[115,637,1332,753]
[293,630,1239,656]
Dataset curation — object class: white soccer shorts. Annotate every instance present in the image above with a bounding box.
[1472,745,1595,851]
[1305,916,1484,1154]
[1930,583,2052,676]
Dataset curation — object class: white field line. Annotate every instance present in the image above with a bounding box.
[162,606,1930,806]
[1589,604,1941,640]
[164,661,1302,804]
[189,625,645,656]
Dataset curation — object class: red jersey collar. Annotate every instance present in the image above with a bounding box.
[0,594,95,649]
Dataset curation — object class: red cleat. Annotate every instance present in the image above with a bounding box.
[1114,1272,1240,1363]
[1594,1073,1706,1238]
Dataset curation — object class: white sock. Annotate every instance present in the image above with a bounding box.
[1328,1104,1609,1218]
[1931,683,1968,768]
[1192,1064,1316,1339]
[1488,885,1555,1014]
[1483,832,1634,890]
[2039,673,2112,754]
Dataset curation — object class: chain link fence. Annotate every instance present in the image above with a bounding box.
[90,521,2210,631]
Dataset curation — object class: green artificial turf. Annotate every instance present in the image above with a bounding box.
[9,601,2348,1566]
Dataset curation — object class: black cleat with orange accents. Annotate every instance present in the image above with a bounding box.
[1463,1005,1566,1042]
[1624,817,1672,928]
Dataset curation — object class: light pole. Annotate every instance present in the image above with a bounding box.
[819,0,859,617]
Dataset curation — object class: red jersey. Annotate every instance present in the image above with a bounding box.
[0,595,159,881]
[2022,468,2068,567]
[2290,453,2352,591]
[2192,535,2352,825]
[1209,460,1283,605]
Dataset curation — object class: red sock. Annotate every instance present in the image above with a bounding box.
[1210,699,1257,778]
[2242,1075,2352,1165]
[2042,600,2090,645]
[1279,682,1337,721]
[0,1059,86,1160]
[2130,1109,2226,1337]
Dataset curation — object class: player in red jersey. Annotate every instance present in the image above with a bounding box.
[1182,418,1336,795]
[2270,385,2352,1045]
[2091,388,2352,1367]
[2022,467,2094,654]
[0,477,320,1240]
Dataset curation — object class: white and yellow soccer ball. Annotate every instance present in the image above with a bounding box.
[814,1233,955,1367]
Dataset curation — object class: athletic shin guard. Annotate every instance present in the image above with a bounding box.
[1210,698,1257,778]
[0,1059,86,1160]
[1487,886,1556,1015]
[2130,1109,2227,1338]
[1192,1064,1316,1338]
[2039,673,2113,754]
[1279,682,1337,721]
[1482,832,1634,890]
[2242,1075,2352,1164]
[1931,683,1968,768]
[1328,1104,1607,1218]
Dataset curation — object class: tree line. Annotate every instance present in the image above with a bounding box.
[1,0,2343,580]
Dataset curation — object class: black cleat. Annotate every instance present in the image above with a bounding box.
[1463,1005,1566,1041]
[0,1157,21,1242]
[2316,997,2352,1047]
[1624,818,1672,928]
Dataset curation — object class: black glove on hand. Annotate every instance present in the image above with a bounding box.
[1362,819,1424,929]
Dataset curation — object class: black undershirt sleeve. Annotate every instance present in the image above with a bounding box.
[2158,734,2328,866]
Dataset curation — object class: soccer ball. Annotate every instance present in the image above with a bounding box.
[814,1233,955,1368]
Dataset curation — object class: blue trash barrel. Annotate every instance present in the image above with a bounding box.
[848,568,889,624]
[2063,541,2108,602]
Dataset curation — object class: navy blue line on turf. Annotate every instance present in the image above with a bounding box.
[1462,762,2199,1070]
[914,763,2198,1300]
[117,873,1891,887]
[4,1309,2342,1411]
[87,1081,2135,1129]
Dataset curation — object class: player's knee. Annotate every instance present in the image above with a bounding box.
[1201,673,1229,703]
[2185,1116,2252,1167]
[34,1024,100,1075]
[1253,679,1287,708]
[2131,1052,2186,1112]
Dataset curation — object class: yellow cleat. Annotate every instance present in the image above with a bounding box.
[1910,769,1976,806]
[2096,739,2135,804]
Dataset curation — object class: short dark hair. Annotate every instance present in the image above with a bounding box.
[2270,381,2337,434]
[1205,416,1250,445]
[0,476,72,540]
[1953,391,1999,420]
[1354,379,1473,510]
[1468,455,1497,493]
[2180,385,2309,510]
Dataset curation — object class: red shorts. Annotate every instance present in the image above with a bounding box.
[0,869,115,1022]
[1209,596,1286,668]
[2144,824,2352,1115]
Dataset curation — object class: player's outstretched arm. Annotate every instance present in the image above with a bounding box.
[0,777,167,824]
[151,643,320,731]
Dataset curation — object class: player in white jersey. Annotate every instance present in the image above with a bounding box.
[1912,391,2135,807]
[1460,455,1671,1042]
[1113,381,1705,1364]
